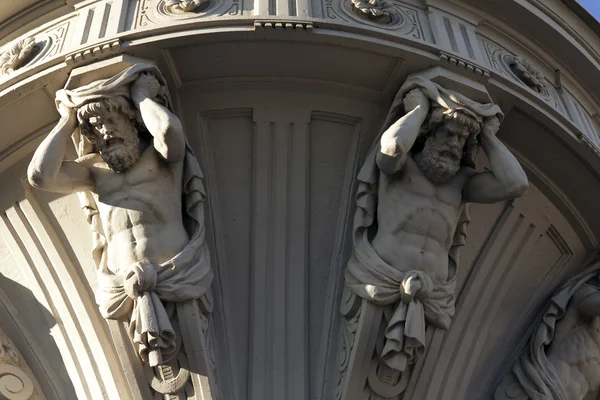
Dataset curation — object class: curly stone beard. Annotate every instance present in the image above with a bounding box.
[415,141,461,184]
[99,128,141,173]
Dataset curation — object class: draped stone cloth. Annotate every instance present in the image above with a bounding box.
[510,256,600,400]
[345,74,503,372]
[57,63,213,367]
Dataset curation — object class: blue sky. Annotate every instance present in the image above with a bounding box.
[579,0,600,20]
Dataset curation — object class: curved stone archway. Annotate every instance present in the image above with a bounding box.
[0,1,599,399]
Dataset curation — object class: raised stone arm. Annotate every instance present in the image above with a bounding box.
[131,73,186,163]
[27,103,94,194]
[462,116,529,203]
[573,283,600,317]
[376,88,430,175]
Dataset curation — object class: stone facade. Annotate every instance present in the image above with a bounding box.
[0,1,599,399]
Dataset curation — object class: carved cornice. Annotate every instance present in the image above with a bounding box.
[64,39,121,66]
[254,21,314,31]
[439,52,491,81]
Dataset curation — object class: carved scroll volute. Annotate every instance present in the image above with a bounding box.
[0,329,39,400]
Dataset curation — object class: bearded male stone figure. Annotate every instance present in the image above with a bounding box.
[345,74,529,373]
[27,63,212,367]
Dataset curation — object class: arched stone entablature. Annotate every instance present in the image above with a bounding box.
[0,1,599,399]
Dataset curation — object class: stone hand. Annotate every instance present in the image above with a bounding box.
[57,103,75,120]
[57,103,76,129]
[401,275,422,302]
[482,115,501,137]
[403,88,430,114]
[131,72,161,103]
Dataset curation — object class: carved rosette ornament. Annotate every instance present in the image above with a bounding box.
[0,329,40,400]
[481,40,566,113]
[506,55,545,93]
[336,69,528,400]
[495,256,600,400]
[349,0,399,24]
[164,0,211,13]
[0,38,39,76]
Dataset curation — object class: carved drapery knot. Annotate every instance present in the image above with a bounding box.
[124,261,158,300]
[399,271,432,304]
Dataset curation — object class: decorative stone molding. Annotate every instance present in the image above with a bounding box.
[321,0,425,39]
[481,39,566,115]
[137,0,221,27]
[334,288,361,400]
[0,20,69,87]
[348,0,400,25]
[505,55,545,93]
[0,38,39,76]
[164,0,211,13]
[439,52,491,81]
[254,21,314,31]
[64,39,121,65]
[0,329,40,400]
[495,256,600,400]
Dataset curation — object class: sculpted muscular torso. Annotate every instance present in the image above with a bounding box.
[27,73,187,273]
[546,284,600,399]
[374,89,528,284]
[373,156,468,283]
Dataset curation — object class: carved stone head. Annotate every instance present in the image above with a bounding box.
[416,107,481,183]
[77,96,143,173]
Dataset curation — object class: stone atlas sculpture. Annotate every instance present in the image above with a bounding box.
[495,255,600,400]
[26,63,213,368]
[339,72,529,398]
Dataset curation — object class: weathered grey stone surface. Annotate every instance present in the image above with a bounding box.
[25,59,217,398]
[337,70,528,399]
[495,255,600,400]
[0,1,598,399]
